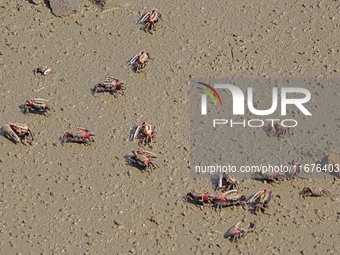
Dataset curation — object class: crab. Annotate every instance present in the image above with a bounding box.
[212,190,247,211]
[267,122,292,137]
[245,189,272,214]
[284,159,302,179]
[216,172,239,191]
[131,121,156,147]
[300,187,330,198]
[254,170,285,184]
[127,51,152,72]
[92,77,125,96]
[186,190,215,208]
[1,123,34,145]
[62,128,95,145]
[131,150,159,172]
[225,222,256,242]
[137,9,162,33]
[22,98,52,116]
[34,66,52,76]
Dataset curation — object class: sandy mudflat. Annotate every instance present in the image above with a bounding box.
[0,0,339,254]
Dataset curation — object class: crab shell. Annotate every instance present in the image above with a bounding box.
[35,67,52,76]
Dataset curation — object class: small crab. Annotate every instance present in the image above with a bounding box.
[300,187,330,198]
[34,66,52,76]
[267,122,292,138]
[1,123,34,145]
[92,77,125,97]
[216,172,239,191]
[212,190,247,211]
[254,171,285,184]
[225,222,256,242]
[131,121,156,147]
[131,150,159,172]
[22,98,52,116]
[62,128,95,145]
[137,9,162,33]
[127,51,152,72]
[284,159,302,179]
[186,190,215,208]
[246,189,272,214]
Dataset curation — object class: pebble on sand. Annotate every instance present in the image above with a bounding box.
[49,0,81,17]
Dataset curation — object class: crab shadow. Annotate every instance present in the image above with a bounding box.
[90,87,117,96]
[124,154,148,173]
[210,174,220,190]
[18,105,48,116]
[90,87,109,96]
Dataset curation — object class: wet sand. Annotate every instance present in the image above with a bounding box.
[0,0,339,254]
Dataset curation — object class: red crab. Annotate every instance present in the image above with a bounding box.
[212,190,247,211]
[62,128,95,145]
[92,77,125,97]
[225,222,256,242]
[131,150,159,172]
[186,190,215,208]
[23,98,52,116]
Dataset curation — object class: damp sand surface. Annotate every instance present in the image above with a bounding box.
[0,1,339,254]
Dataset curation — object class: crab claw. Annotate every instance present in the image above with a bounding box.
[133,125,142,140]
[222,189,238,196]
[34,98,48,102]
[248,189,264,202]
[77,127,89,132]
[127,55,139,66]
[137,12,150,24]
[142,150,157,157]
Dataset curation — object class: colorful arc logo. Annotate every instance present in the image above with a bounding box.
[197,82,223,115]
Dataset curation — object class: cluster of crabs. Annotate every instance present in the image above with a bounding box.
[1,8,162,170]
[186,171,332,242]
[1,7,336,244]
